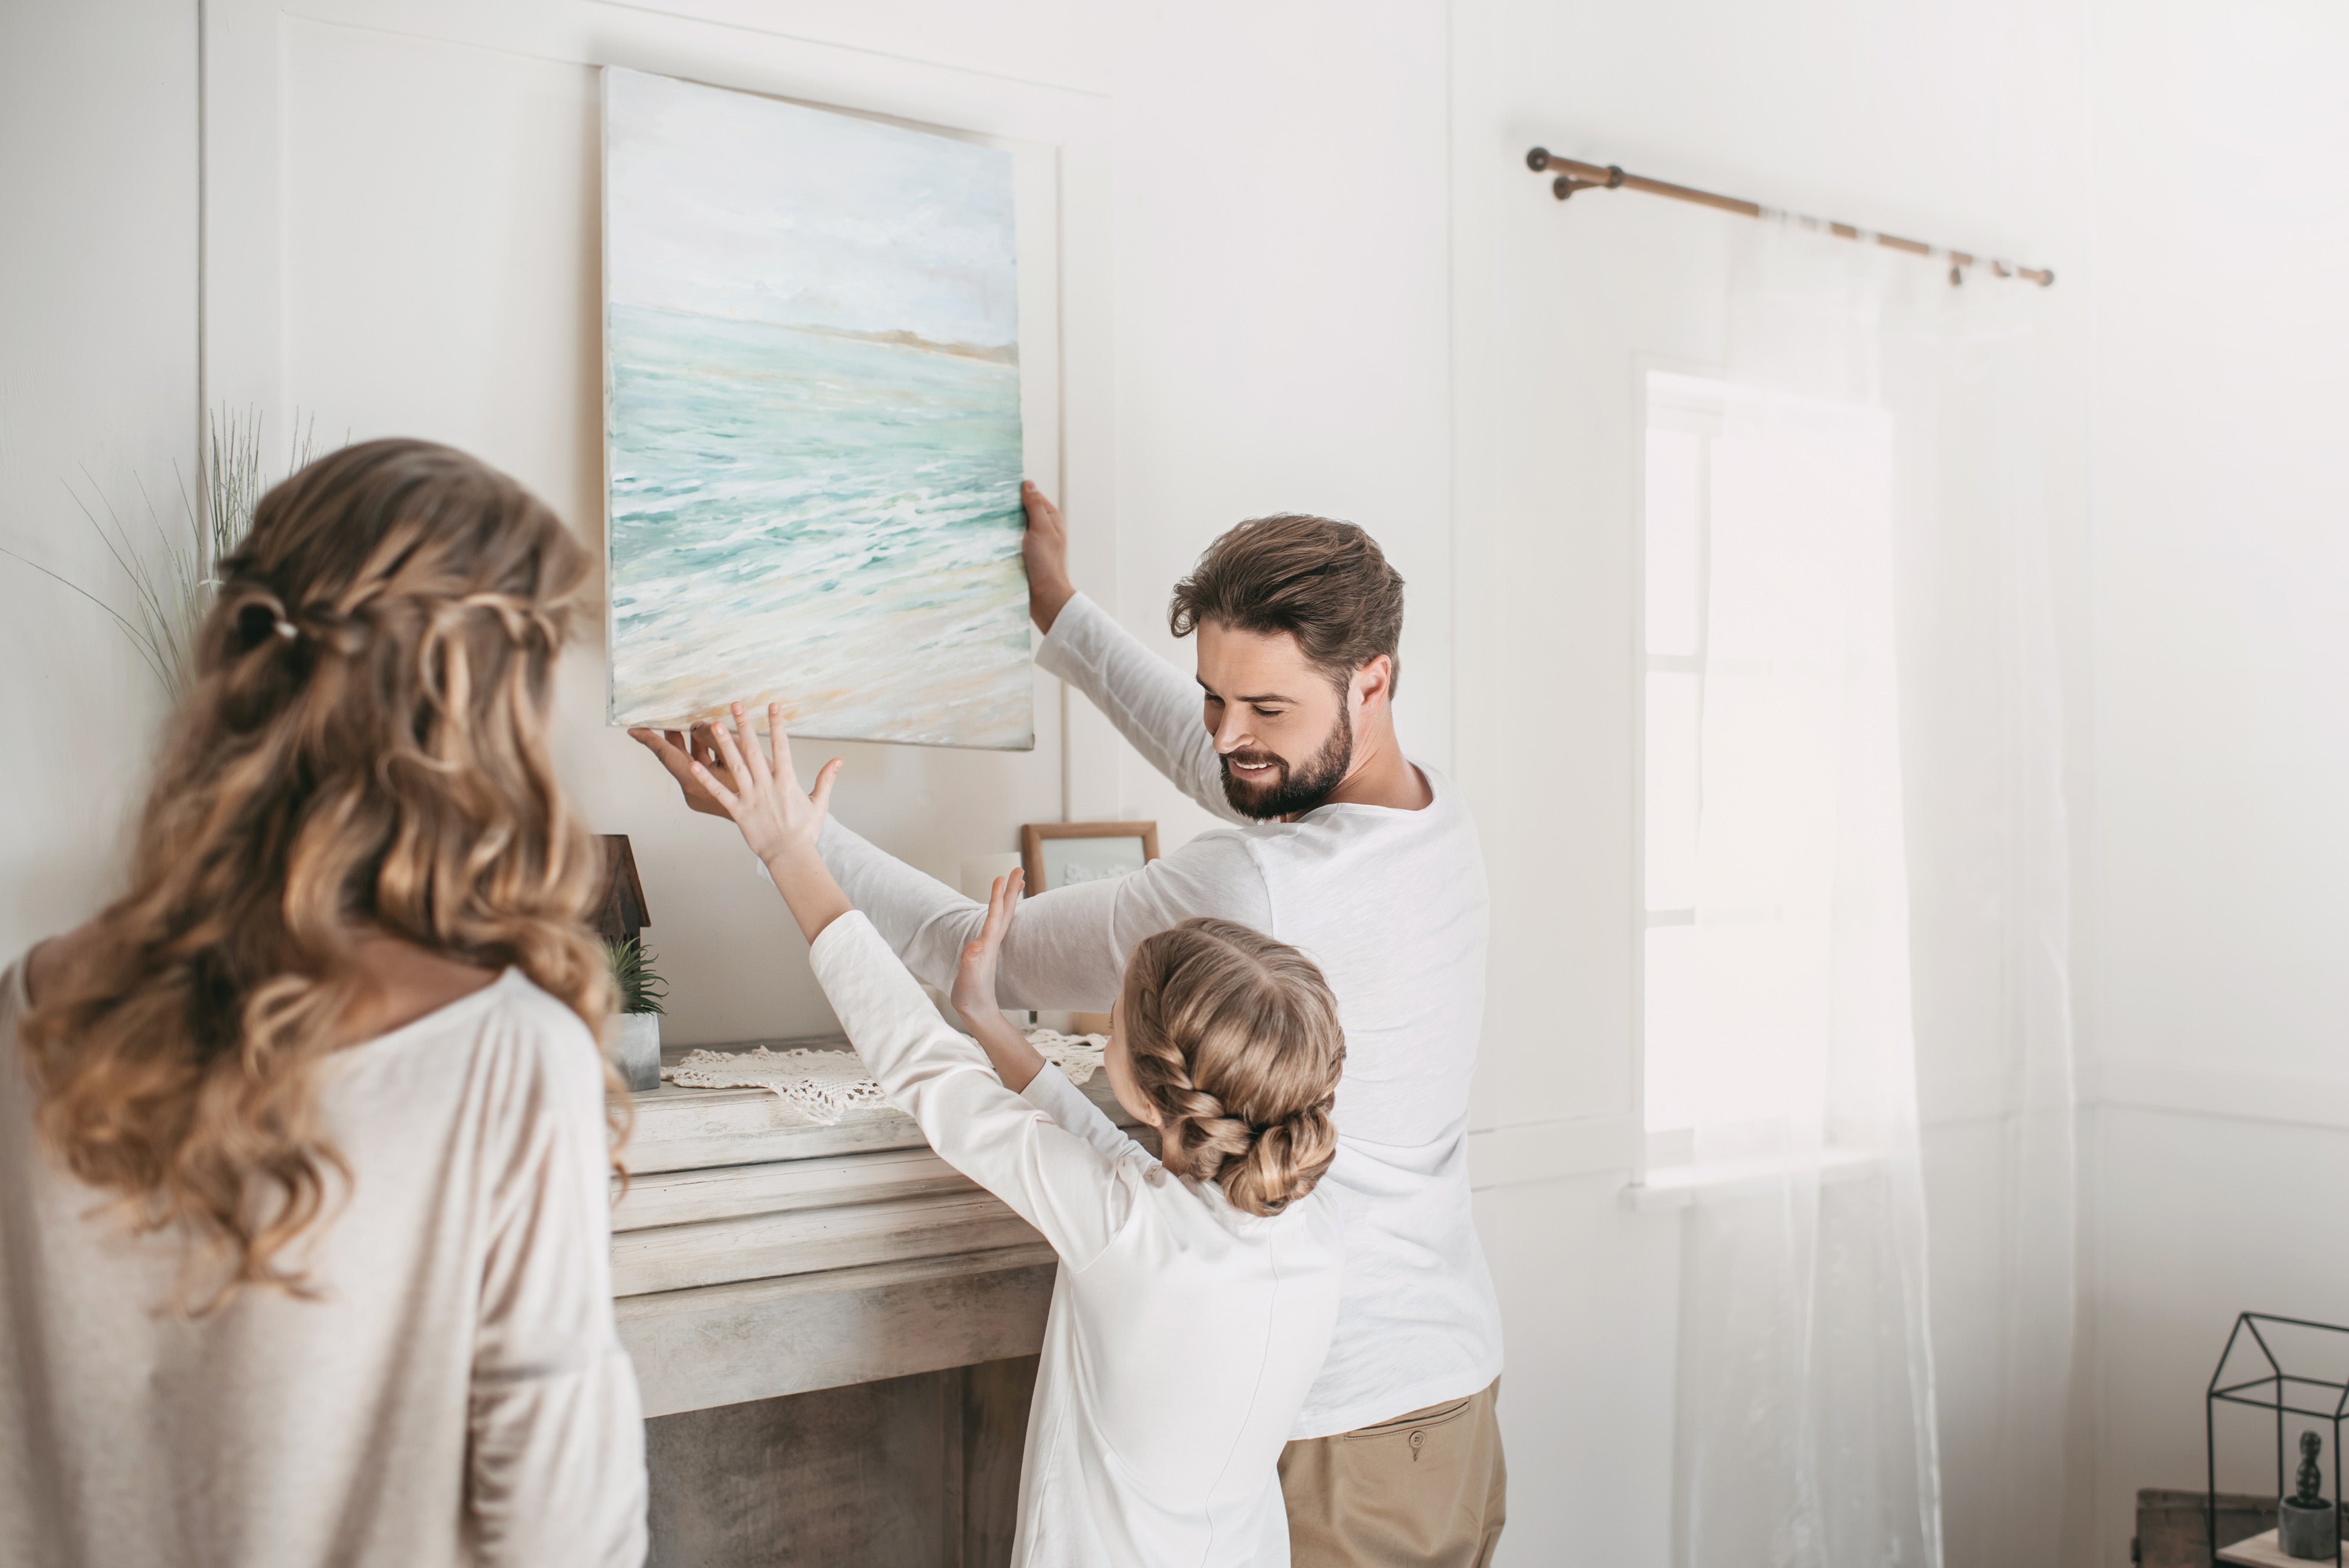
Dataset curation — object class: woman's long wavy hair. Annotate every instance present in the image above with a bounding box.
[1118,918,1345,1217]
[19,438,613,1311]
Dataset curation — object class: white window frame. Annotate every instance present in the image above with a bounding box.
[1633,367,1722,1182]
[1627,365,1897,1204]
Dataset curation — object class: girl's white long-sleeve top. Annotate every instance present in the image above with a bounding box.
[808,911,1342,1568]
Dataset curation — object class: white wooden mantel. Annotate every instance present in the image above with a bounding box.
[612,1036,1137,1420]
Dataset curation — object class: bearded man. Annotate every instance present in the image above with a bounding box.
[643,483,1505,1566]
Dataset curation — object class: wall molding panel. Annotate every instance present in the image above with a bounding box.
[2088,1058,2349,1135]
[194,0,1120,1046]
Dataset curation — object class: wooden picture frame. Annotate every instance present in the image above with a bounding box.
[1019,821,1160,893]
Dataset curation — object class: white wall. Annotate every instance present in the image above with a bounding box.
[2085,3,2349,1561]
[0,0,197,964]
[1109,0,1453,842]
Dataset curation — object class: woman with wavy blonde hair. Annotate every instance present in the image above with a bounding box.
[642,704,1345,1567]
[1,439,647,1567]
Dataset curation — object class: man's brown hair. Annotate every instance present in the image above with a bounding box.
[1167,513,1405,695]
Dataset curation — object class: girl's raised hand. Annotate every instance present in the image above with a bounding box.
[674,701,843,868]
[950,868,1024,1024]
[948,869,1045,1091]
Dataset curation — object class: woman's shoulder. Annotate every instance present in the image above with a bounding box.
[432,970,601,1073]
[474,971,603,1056]
[346,963,578,1045]
[473,977,614,1126]
[346,968,609,1120]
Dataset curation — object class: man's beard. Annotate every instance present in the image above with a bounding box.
[1219,705,1353,820]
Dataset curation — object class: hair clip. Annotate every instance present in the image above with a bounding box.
[234,600,302,651]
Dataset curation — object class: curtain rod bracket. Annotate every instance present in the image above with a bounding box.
[1547,157,1624,202]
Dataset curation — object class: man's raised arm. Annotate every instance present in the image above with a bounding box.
[1022,483,1244,823]
[817,815,1270,1010]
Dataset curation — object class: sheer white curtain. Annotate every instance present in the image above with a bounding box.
[1669,217,2077,1568]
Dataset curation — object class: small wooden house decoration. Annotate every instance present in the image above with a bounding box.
[597,834,651,947]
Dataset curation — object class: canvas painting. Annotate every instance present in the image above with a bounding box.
[601,68,1032,749]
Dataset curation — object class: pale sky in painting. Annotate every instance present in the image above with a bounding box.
[604,68,1017,350]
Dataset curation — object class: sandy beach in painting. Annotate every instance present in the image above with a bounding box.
[601,68,1031,749]
[605,303,1029,745]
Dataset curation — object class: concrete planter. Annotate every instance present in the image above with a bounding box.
[614,1011,662,1093]
[2279,1496,2339,1560]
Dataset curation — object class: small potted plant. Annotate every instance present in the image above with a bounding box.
[607,936,668,1092]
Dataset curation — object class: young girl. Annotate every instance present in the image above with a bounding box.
[674,703,1347,1567]
[2,440,647,1566]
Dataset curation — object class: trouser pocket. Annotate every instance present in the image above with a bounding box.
[1346,1394,1478,1444]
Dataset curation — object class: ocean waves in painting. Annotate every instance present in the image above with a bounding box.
[606,301,1032,749]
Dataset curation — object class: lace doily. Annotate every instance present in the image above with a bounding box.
[1031,1029,1108,1084]
[662,1045,889,1120]
[663,1029,1109,1125]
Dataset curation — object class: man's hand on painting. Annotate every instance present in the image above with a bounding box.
[1021,480,1077,635]
[632,719,753,818]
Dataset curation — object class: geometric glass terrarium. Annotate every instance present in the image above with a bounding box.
[2209,1314,2349,1566]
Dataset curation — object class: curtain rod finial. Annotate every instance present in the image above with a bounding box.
[1526,146,1550,172]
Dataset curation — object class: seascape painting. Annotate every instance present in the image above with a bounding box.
[601,68,1031,748]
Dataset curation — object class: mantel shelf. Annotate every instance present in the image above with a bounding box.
[608,1032,1143,1415]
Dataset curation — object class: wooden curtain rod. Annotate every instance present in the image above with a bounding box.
[1525,148,2054,287]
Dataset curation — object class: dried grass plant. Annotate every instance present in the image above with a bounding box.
[0,406,323,703]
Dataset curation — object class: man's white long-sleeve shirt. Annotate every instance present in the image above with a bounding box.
[819,591,1502,1439]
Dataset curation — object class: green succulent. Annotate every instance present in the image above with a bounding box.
[607,937,669,1016]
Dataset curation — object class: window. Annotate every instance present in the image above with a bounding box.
[1638,369,1899,1156]
[1641,375,1714,1152]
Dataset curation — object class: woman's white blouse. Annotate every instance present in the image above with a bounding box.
[809,912,1343,1568]
[0,958,648,1568]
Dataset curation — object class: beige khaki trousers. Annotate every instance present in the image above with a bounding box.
[1278,1378,1506,1567]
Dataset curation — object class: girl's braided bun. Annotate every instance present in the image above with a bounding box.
[1118,917,1345,1217]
